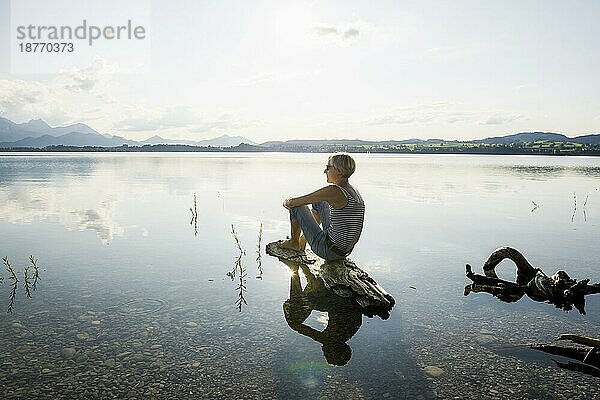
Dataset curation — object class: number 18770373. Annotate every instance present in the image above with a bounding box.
[19,42,74,52]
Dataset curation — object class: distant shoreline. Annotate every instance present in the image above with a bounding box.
[1,143,600,156]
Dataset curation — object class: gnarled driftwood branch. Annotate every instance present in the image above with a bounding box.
[530,334,600,377]
[465,246,600,314]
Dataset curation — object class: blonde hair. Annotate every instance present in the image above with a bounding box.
[328,153,356,178]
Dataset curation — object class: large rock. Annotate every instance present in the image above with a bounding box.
[61,347,77,359]
[266,241,395,319]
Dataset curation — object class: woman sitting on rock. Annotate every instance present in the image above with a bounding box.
[280,153,365,260]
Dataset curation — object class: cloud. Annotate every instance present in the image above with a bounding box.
[366,115,415,126]
[362,103,457,126]
[190,114,259,134]
[114,108,258,135]
[0,57,117,126]
[345,104,526,130]
[311,24,361,45]
[313,26,339,36]
[114,105,199,131]
[0,79,70,126]
[424,47,442,54]
[0,58,254,139]
[343,28,360,40]
[232,67,323,87]
[234,72,278,86]
[514,83,538,91]
[481,114,524,125]
[60,58,114,92]
[113,116,162,132]
[232,71,298,87]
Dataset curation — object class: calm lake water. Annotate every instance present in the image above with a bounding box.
[0,153,599,399]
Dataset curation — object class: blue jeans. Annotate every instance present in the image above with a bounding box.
[289,201,345,261]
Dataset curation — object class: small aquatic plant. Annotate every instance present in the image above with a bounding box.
[3,256,19,314]
[530,201,539,213]
[30,255,40,290]
[2,255,42,313]
[571,192,577,222]
[217,191,225,212]
[190,193,198,236]
[23,267,32,299]
[227,224,247,311]
[571,192,591,222]
[3,256,18,284]
[256,222,263,279]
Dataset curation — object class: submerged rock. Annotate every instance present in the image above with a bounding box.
[61,347,77,359]
[424,365,445,378]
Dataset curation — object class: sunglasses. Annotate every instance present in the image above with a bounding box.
[325,164,334,171]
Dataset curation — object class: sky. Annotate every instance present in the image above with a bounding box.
[1,0,600,143]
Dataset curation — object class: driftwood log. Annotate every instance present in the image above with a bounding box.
[530,334,600,377]
[266,241,395,319]
[464,247,600,314]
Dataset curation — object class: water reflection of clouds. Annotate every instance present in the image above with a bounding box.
[231,214,288,233]
[498,165,566,180]
[365,162,600,212]
[359,259,392,274]
[68,208,125,245]
[491,164,600,181]
[573,166,600,177]
[0,182,126,245]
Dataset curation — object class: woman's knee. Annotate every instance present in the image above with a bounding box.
[290,205,311,220]
[311,201,327,214]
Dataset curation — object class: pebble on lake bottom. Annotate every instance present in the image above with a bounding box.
[61,347,77,359]
[423,366,445,378]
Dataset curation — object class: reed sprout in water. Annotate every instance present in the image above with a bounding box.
[571,192,591,223]
[571,192,577,222]
[190,193,198,236]
[30,255,41,290]
[530,201,539,213]
[217,191,225,212]
[3,256,19,314]
[23,267,32,299]
[3,256,18,280]
[256,222,263,279]
[227,224,247,311]
[2,255,43,313]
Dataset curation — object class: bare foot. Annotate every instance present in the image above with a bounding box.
[279,238,303,252]
[299,235,307,251]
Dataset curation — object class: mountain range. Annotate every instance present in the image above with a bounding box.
[259,131,600,147]
[0,117,256,148]
[1,117,599,148]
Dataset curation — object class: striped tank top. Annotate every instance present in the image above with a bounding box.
[327,184,365,254]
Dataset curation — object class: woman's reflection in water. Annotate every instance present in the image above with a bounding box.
[281,259,362,366]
